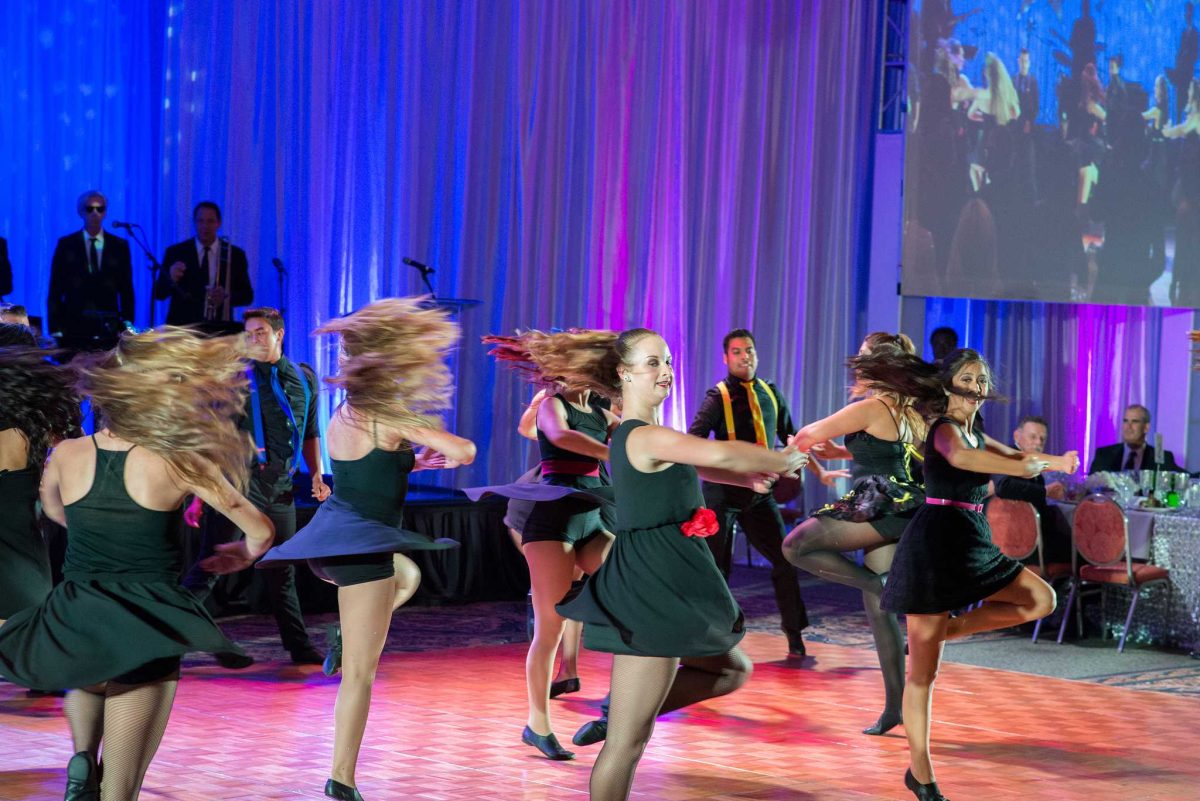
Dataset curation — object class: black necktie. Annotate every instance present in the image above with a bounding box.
[201,247,212,319]
[88,237,99,274]
[1123,449,1138,471]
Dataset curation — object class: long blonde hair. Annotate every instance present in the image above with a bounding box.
[483,328,656,400]
[984,53,1021,125]
[315,297,458,432]
[73,327,254,494]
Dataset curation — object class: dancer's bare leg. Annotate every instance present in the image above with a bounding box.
[945,568,1055,640]
[330,573,400,788]
[902,614,948,786]
[522,541,575,736]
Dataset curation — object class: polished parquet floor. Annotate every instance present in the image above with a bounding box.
[2,626,1198,800]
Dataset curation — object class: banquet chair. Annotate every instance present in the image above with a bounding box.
[1057,493,1170,652]
[986,497,1071,642]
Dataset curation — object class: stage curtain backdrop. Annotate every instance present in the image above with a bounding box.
[2,0,880,502]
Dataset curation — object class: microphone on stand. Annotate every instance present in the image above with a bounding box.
[272,257,287,274]
[112,220,137,230]
[403,256,437,296]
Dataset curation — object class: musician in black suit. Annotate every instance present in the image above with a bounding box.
[153,201,253,325]
[0,236,11,298]
[1088,404,1182,473]
[1015,49,1040,133]
[46,190,134,351]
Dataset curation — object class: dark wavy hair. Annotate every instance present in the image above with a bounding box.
[849,347,998,419]
[0,340,82,471]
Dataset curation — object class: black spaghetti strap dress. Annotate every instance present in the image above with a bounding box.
[812,399,925,541]
[881,418,1024,614]
[466,393,612,546]
[557,420,745,657]
[257,438,457,587]
[0,439,241,689]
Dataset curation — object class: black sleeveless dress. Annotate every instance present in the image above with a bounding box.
[257,439,457,585]
[0,440,241,689]
[881,418,1024,614]
[466,394,612,546]
[812,400,925,541]
[557,420,745,657]
[0,465,52,619]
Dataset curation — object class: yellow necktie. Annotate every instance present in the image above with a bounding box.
[742,382,768,447]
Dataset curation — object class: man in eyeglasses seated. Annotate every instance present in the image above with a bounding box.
[989,415,1072,563]
[46,190,134,352]
[1087,404,1182,475]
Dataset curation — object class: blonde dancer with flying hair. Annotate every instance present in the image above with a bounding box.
[0,327,275,801]
[256,297,476,801]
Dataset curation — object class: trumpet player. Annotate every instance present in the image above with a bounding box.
[154,201,254,325]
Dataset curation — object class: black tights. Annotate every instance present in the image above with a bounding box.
[783,517,904,730]
[63,674,179,800]
[589,648,751,801]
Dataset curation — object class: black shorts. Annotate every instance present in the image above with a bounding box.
[112,655,182,685]
[308,553,395,587]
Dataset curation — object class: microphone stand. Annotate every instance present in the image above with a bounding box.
[418,266,436,298]
[123,224,162,328]
[273,258,288,319]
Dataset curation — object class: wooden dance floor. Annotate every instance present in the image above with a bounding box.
[1,630,1197,800]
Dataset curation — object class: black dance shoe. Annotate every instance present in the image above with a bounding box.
[291,646,325,666]
[549,677,580,698]
[862,710,902,736]
[904,768,949,801]
[215,651,255,670]
[522,726,575,760]
[786,638,807,658]
[325,778,365,800]
[323,625,343,676]
[64,751,99,801]
[571,716,608,746]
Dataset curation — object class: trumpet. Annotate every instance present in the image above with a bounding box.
[204,236,233,321]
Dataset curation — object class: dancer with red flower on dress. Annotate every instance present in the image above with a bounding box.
[549,328,807,800]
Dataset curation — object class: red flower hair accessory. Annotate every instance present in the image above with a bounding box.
[681,507,719,538]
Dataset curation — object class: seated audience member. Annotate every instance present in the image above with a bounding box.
[990,415,1071,562]
[1088,404,1181,474]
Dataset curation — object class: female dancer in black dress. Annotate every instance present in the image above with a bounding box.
[256,298,476,801]
[782,332,926,736]
[0,324,80,623]
[468,330,620,760]
[552,328,807,800]
[0,327,274,801]
[870,349,1077,801]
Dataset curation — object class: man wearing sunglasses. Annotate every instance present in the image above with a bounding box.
[46,190,134,351]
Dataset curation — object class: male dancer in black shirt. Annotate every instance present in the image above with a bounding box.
[182,307,326,666]
[689,328,837,657]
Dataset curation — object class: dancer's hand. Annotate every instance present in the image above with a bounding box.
[183,496,204,528]
[750,473,780,494]
[778,443,809,478]
[1021,453,1051,477]
[819,468,852,486]
[1054,450,1080,474]
[200,542,255,574]
[414,447,465,471]
[810,439,851,460]
[311,473,331,502]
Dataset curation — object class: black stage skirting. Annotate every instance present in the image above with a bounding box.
[44,477,530,617]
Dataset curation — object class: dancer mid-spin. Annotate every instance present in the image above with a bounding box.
[782,332,926,735]
[551,328,807,801]
[863,348,1077,801]
[256,297,476,801]
[0,327,274,801]
[466,330,621,761]
[0,324,81,625]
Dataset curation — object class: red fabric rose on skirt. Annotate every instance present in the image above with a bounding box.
[680,507,719,538]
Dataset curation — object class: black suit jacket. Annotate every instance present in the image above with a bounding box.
[1088,442,1181,474]
[154,239,253,326]
[47,230,134,340]
[0,236,11,297]
[1015,73,1040,129]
